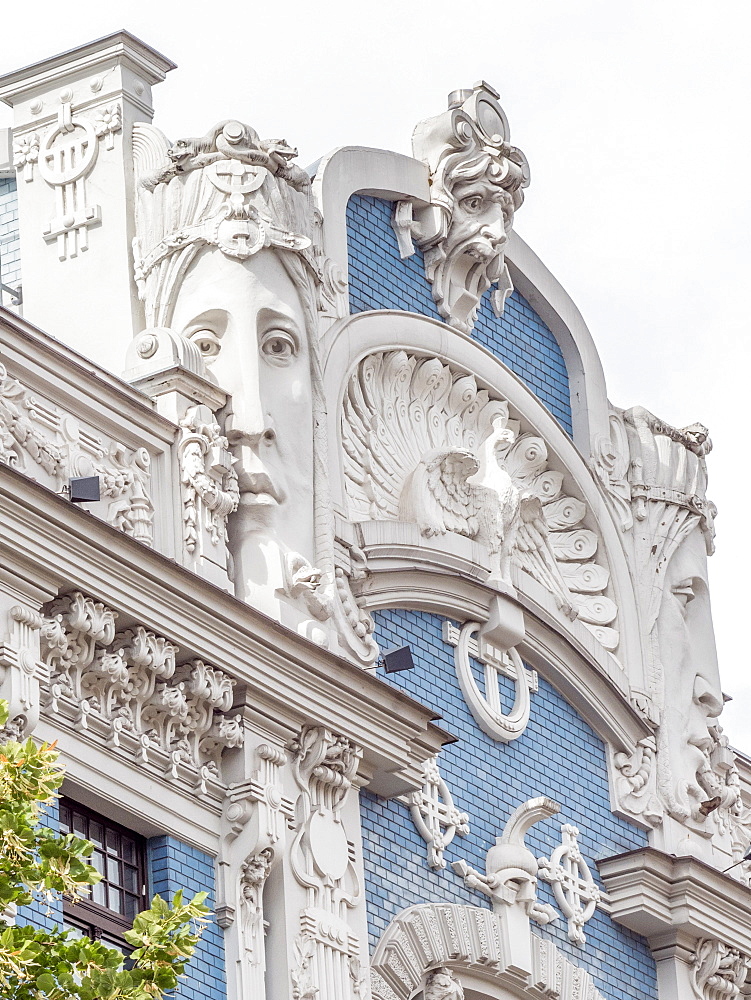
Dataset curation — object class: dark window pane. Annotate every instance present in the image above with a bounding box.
[106,829,119,855]
[121,838,136,865]
[123,895,138,922]
[122,866,138,893]
[60,804,70,832]
[89,821,104,848]
[72,813,87,837]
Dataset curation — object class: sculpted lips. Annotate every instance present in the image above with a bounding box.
[237,470,284,506]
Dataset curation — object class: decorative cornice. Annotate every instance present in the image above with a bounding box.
[598,848,751,957]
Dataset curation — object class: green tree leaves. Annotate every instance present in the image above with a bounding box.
[0,699,209,999]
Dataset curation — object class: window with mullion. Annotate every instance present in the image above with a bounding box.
[59,798,147,944]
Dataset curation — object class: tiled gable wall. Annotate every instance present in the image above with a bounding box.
[346,194,573,434]
[362,609,657,1000]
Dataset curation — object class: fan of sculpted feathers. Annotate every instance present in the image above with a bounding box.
[342,351,618,649]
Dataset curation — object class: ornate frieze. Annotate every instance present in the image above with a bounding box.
[342,350,617,648]
[0,360,154,546]
[397,756,469,869]
[537,824,603,946]
[393,81,529,334]
[39,591,243,794]
[290,725,364,1000]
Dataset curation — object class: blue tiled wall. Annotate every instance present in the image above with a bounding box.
[148,837,226,1000]
[363,609,657,1000]
[346,195,573,434]
[17,798,62,931]
[0,176,21,300]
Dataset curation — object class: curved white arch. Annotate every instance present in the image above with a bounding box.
[311,145,609,453]
[321,308,642,692]
[370,902,605,1000]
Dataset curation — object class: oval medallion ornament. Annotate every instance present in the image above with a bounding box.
[309,810,349,881]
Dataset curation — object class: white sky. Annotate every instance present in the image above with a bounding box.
[2,1,750,745]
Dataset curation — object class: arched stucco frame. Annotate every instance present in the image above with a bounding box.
[370,903,606,1000]
[321,309,641,694]
[311,145,609,454]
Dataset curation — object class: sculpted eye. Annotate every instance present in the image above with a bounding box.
[261,330,298,364]
[460,195,484,213]
[189,329,221,359]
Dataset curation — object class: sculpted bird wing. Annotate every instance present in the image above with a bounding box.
[515,495,578,619]
[400,449,482,538]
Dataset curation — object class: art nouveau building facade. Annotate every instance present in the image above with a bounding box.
[0,31,749,1000]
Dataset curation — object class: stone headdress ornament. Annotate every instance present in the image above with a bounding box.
[394,81,530,334]
[132,119,317,327]
[622,405,715,630]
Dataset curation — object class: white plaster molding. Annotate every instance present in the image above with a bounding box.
[39,590,243,796]
[0,604,48,740]
[311,145,430,322]
[599,848,751,1000]
[443,618,538,742]
[538,823,604,946]
[506,233,610,453]
[311,143,609,453]
[342,348,617,644]
[0,356,156,546]
[290,725,365,1000]
[321,309,643,675]
[394,81,529,334]
[691,938,751,1000]
[370,902,605,999]
[397,756,469,870]
[178,404,238,586]
[237,846,274,998]
[610,737,663,828]
[452,796,560,939]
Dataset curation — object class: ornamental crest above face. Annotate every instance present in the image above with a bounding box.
[393,81,529,334]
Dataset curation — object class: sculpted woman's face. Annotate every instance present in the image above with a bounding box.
[657,526,724,825]
[170,247,314,593]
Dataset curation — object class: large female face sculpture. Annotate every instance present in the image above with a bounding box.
[656,525,724,827]
[169,247,315,598]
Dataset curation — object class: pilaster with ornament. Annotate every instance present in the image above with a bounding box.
[15,96,121,261]
[289,725,366,1000]
[0,605,49,740]
[178,404,238,578]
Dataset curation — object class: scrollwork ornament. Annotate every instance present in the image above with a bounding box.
[691,938,751,1000]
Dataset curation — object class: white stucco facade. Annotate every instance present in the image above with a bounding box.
[0,33,748,1000]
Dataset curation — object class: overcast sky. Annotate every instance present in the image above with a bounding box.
[3,2,749,745]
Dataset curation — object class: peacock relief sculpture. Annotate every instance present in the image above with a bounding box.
[342,351,618,650]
